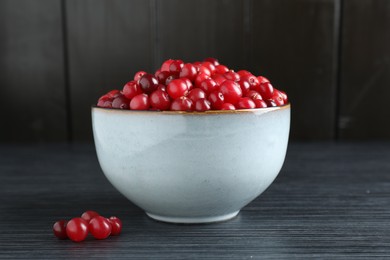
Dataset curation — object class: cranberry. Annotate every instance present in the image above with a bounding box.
[161,59,174,72]
[257,82,274,99]
[169,60,184,73]
[101,100,113,108]
[221,103,235,110]
[257,76,270,84]
[254,99,268,108]
[66,218,88,242]
[201,61,216,74]
[198,65,211,76]
[223,70,240,82]
[156,71,171,85]
[81,210,100,223]
[241,74,259,88]
[265,99,277,107]
[97,96,113,108]
[183,77,193,91]
[106,90,121,99]
[89,216,112,240]
[208,91,225,110]
[167,79,189,99]
[272,89,285,106]
[203,57,219,66]
[108,216,122,236]
[123,81,142,100]
[165,73,179,85]
[211,74,227,85]
[199,78,218,94]
[219,80,242,105]
[112,96,130,109]
[237,70,252,78]
[130,94,150,110]
[170,96,193,111]
[215,65,229,74]
[150,90,171,110]
[187,88,206,102]
[154,69,161,78]
[134,71,147,82]
[246,90,263,100]
[138,74,159,94]
[238,80,251,96]
[279,90,288,103]
[157,84,166,92]
[179,63,197,82]
[195,98,211,111]
[195,73,210,88]
[53,220,68,239]
[236,97,256,109]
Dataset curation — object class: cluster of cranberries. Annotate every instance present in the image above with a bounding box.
[97,58,288,111]
[53,210,122,242]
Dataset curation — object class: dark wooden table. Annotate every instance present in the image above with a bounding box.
[1,143,389,259]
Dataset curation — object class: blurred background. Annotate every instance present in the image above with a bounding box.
[0,0,389,143]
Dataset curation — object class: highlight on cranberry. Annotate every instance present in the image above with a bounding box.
[96,58,288,111]
[53,210,122,242]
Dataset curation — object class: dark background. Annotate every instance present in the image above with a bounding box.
[1,0,389,143]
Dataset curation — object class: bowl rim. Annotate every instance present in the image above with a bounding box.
[92,102,290,115]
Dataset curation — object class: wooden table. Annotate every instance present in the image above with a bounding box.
[1,143,389,259]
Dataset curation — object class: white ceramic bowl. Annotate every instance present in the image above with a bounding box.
[92,104,290,223]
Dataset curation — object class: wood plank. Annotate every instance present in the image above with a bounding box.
[66,0,153,141]
[0,0,67,142]
[251,0,339,140]
[339,0,390,139]
[156,0,245,68]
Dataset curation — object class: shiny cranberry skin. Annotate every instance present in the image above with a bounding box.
[156,71,171,85]
[219,80,242,104]
[195,73,210,88]
[201,61,216,74]
[238,80,251,96]
[134,71,147,82]
[215,65,229,74]
[150,89,171,110]
[221,103,235,110]
[130,94,150,110]
[265,99,277,107]
[157,84,166,92]
[187,88,206,102]
[106,89,121,99]
[101,100,113,108]
[241,74,259,88]
[108,217,122,236]
[179,63,197,82]
[169,60,184,73]
[211,74,227,85]
[257,82,274,99]
[123,81,142,100]
[167,79,189,99]
[257,76,270,84]
[254,99,268,108]
[139,74,159,94]
[198,65,211,76]
[237,70,252,78]
[89,216,112,240]
[199,78,218,94]
[165,73,179,85]
[53,220,68,239]
[195,98,211,111]
[161,59,174,72]
[81,210,100,223]
[236,97,256,109]
[183,77,193,91]
[272,89,285,106]
[66,218,88,242]
[97,96,112,108]
[112,96,130,109]
[279,90,288,103]
[223,71,240,82]
[208,91,225,110]
[203,57,219,66]
[171,97,193,111]
[246,90,263,100]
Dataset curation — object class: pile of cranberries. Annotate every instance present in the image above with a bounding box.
[53,210,122,242]
[97,58,288,111]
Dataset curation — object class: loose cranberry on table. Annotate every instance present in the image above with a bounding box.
[108,216,122,236]
[66,218,89,242]
[89,216,112,240]
[53,220,68,239]
[81,210,100,223]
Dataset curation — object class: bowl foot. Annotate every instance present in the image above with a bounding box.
[146,211,239,224]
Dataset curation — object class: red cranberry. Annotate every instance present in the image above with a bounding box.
[195,98,211,111]
[187,88,206,102]
[154,69,161,78]
[195,73,210,88]
[219,80,242,105]
[138,74,159,94]
[167,79,189,99]
[265,99,277,107]
[254,99,268,108]
[201,61,216,74]
[165,73,179,85]
[223,70,240,82]
[150,89,171,110]
[123,81,142,100]
[237,70,252,78]
[236,97,255,109]
[66,218,88,242]
[134,71,147,82]
[183,77,193,91]
[203,57,219,66]
[53,220,68,239]
[108,216,122,236]
[257,82,274,99]
[156,71,171,85]
[157,84,166,92]
[106,90,121,99]
[97,96,113,108]
[272,89,285,106]
[169,60,184,73]
[161,59,174,72]
[279,90,288,103]
[221,103,235,110]
[170,97,193,111]
[246,90,263,100]
[241,74,259,88]
[211,74,227,85]
[198,65,211,76]
[208,91,225,110]
[112,96,130,109]
[179,63,197,82]
[238,80,251,96]
[89,216,112,240]
[199,78,218,94]
[130,94,150,110]
[215,65,229,74]
[257,76,270,84]
[81,210,100,223]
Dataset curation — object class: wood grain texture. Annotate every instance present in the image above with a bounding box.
[251,0,339,140]
[65,0,153,141]
[0,143,389,259]
[0,0,67,142]
[338,0,390,139]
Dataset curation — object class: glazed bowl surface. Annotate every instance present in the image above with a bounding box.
[92,104,290,223]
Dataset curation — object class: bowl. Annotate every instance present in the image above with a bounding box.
[92,104,290,223]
